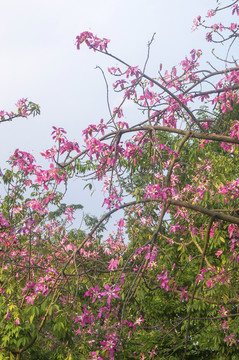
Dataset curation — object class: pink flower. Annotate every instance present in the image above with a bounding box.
[15,319,20,325]
[179,286,188,301]
[113,107,124,118]
[215,249,223,258]
[232,4,239,16]
[101,284,121,305]
[149,346,157,358]
[207,9,215,17]
[157,267,171,291]
[206,32,213,42]
[100,332,119,357]
[126,66,141,78]
[108,258,119,271]
[88,352,103,360]
[25,295,35,305]
[75,32,110,52]
[74,305,94,327]
[230,120,239,139]
[84,286,102,303]
[134,315,145,326]
[108,66,122,75]
[4,311,11,321]
[230,23,238,31]
[219,306,230,318]
[224,333,239,346]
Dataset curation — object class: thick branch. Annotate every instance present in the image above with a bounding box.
[62,125,239,167]
[169,200,239,225]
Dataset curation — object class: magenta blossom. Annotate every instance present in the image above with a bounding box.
[4,311,11,321]
[179,286,188,301]
[108,258,119,271]
[101,284,121,306]
[215,249,223,258]
[88,352,103,360]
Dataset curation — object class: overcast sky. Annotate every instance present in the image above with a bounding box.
[0,0,221,218]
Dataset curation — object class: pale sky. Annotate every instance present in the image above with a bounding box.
[0,0,219,217]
